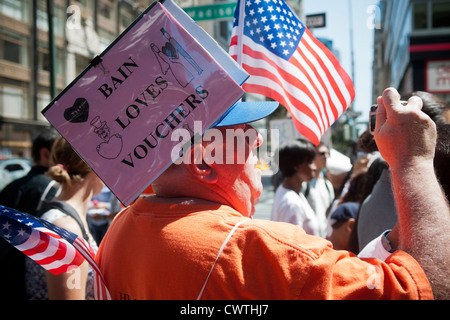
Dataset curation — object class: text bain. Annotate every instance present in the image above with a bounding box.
[97,56,139,99]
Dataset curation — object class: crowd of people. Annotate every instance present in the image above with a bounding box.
[271,90,450,256]
[0,88,449,300]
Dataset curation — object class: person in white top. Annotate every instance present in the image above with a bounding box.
[302,142,335,237]
[271,138,320,236]
[25,136,104,300]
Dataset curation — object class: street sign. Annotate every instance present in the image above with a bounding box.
[306,13,326,29]
[426,59,450,93]
[183,2,237,21]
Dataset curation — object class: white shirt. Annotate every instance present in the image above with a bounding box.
[302,173,334,237]
[271,185,321,236]
[358,231,392,261]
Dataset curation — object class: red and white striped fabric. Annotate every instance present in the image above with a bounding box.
[229,0,355,145]
[0,205,111,300]
[73,236,111,300]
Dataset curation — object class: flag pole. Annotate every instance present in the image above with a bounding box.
[236,0,246,101]
[236,0,246,67]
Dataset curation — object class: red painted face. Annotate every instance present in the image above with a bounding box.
[208,124,264,217]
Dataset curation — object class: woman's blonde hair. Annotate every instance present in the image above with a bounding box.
[46,136,91,191]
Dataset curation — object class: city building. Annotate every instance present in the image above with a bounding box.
[0,0,304,158]
[372,0,450,103]
[0,0,155,158]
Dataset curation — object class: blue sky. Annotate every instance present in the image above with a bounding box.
[303,0,379,124]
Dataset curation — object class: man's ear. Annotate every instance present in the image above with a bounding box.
[346,218,356,233]
[186,144,218,184]
[39,147,51,167]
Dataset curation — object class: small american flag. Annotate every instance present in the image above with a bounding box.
[0,205,110,300]
[229,0,355,145]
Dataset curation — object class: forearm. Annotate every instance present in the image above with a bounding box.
[46,261,89,300]
[390,161,450,299]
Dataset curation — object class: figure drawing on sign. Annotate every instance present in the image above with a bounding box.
[160,28,203,76]
[151,43,194,88]
[151,28,203,88]
[90,116,123,160]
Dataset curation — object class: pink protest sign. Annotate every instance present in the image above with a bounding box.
[42,2,245,206]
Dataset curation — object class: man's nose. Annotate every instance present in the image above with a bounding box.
[245,124,263,148]
[256,131,263,148]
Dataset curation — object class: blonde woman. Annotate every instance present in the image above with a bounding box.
[25,136,103,300]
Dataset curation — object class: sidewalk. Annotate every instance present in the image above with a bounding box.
[253,170,275,221]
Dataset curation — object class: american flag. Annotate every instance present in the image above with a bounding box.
[229,0,355,145]
[0,205,110,300]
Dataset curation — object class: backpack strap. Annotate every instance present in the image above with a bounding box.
[40,201,89,241]
[36,180,60,211]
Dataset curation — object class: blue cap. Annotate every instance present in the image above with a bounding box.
[213,101,279,127]
[330,202,360,222]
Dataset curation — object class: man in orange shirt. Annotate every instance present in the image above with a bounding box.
[96,88,449,299]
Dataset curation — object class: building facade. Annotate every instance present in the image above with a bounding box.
[0,0,155,158]
[0,0,303,158]
[372,0,450,103]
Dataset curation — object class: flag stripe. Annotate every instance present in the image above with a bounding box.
[301,29,354,110]
[237,50,326,132]
[243,81,322,145]
[231,32,351,140]
[234,42,330,132]
[303,29,355,102]
[0,205,111,300]
[26,233,58,260]
[229,0,355,144]
[14,228,41,251]
[293,45,340,123]
[290,50,332,128]
[36,242,75,270]
[241,67,324,137]
[73,239,111,300]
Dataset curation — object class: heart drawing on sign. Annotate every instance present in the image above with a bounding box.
[64,97,89,123]
[162,41,179,59]
[96,134,123,160]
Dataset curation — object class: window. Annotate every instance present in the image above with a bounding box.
[0,0,29,23]
[0,29,29,67]
[413,1,450,31]
[3,40,20,63]
[41,51,50,72]
[37,42,65,78]
[76,0,94,12]
[37,88,50,118]
[99,0,115,21]
[36,1,65,36]
[98,28,115,52]
[215,20,233,49]
[413,2,428,30]
[432,2,450,28]
[119,4,134,29]
[37,0,48,32]
[55,48,65,78]
[0,78,30,120]
[54,6,65,37]
[4,163,25,172]
[75,54,91,75]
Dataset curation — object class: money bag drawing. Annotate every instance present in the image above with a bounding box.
[90,116,123,160]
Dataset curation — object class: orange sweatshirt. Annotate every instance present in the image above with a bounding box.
[96,197,432,300]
